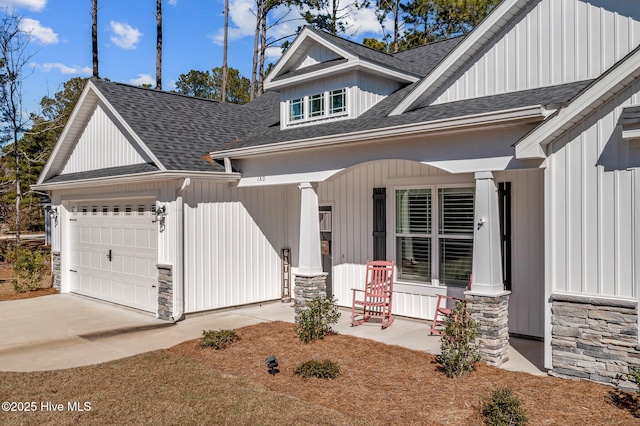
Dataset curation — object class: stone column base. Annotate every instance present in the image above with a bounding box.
[157,264,173,321]
[465,292,510,366]
[294,273,327,320]
[51,251,61,291]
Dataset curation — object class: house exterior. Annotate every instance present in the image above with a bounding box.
[34,0,640,386]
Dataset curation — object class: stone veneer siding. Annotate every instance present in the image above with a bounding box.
[551,294,640,388]
[51,251,61,291]
[294,273,327,320]
[465,293,510,366]
[157,264,173,321]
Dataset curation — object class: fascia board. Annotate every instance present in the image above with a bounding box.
[264,28,357,88]
[37,81,97,185]
[389,0,526,116]
[265,59,419,90]
[211,105,546,159]
[32,170,241,191]
[515,46,640,159]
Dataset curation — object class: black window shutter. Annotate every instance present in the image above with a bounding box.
[498,182,512,291]
[373,188,386,261]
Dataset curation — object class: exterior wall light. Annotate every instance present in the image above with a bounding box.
[48,207,58,226]
[154,205,167,232]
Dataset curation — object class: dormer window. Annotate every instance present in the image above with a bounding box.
[287,88,348,125]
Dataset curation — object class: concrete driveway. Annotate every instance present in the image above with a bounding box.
[0,294,546,375]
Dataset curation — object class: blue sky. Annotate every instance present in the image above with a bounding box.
[0,0,386,114]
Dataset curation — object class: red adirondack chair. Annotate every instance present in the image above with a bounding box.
[430,275,472,335]
[350,260,395,329]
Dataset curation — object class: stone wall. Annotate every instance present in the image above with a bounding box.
[157,264,173,321]
[466,293,510,366]
[293,273,327,320]
[51,251,61,291]
[551,294,640,388]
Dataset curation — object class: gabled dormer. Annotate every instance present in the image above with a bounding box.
[264,27,421,130]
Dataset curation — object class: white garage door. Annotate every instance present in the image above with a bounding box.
[68,200,158,313]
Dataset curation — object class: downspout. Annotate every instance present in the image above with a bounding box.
[172,177,191,322]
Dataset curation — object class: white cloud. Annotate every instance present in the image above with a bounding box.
[168,0,177,5]
[42,62,91,75]
[211,0,383,48]
[19,18,58,44]
[129,73,154,86]
[0,0,46,12]
[109,21,143,50]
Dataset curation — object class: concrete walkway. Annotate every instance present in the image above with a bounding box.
[0,294,547,376]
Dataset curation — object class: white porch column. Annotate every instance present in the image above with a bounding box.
[471,171,505,294]
[297,182,323,275]
[466,171,511,366]
[294,182,327,318]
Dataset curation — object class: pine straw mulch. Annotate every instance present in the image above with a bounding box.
[170,321,640,425]
[0,261,57,301]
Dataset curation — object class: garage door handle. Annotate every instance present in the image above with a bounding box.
[107,250,113,262]
[70,269,77,273]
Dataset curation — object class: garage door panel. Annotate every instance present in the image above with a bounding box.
[69,200,157,313]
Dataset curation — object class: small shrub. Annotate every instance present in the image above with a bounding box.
[294,296,341,344]
[436,300,481,378]
[0,239,17,263]
[481,388,528,426]
[627,366,640,395]
[12,246,47,293]
[200,329,239,350]
[294,359,340,379]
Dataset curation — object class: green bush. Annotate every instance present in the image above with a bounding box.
[294,296,341,344]
[12,246,47,293]
[294,359,340,379]
[0,239,17,263]
[436,300,481,378]
[481,388,528,426]
[627,366,640,395]
[200,329,240,350]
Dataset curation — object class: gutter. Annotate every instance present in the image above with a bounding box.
[172,177,191,322]
[210,105,548,159]
[32,170,240,191]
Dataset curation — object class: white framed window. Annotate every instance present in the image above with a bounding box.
[395,185,474,287]
[286,88,347,125]
[289,97,304,121]
[329,89,346,114]
[309,93,325,117]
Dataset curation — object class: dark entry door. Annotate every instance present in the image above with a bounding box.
[319,206,332,297]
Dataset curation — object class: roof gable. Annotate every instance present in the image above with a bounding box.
[264,27,420,90]
[60,103,152,175]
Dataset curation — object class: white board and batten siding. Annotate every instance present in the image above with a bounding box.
[547,81,640,300]
[182,181,296,313]
[61,104,151,175]
[294,43,341,70]
[433,0,640,104]
[318,160,544,336]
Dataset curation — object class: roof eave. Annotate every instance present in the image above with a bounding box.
[212,105,547,159]
[32,170,241,191]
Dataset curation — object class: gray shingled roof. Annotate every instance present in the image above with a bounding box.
[216,80,593,152]
[275,27,462,80]
[619,106,640,126]
[45,163,160,184]
[91,78,280,172]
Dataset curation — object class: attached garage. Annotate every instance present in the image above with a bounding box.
[68,199,158,313]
